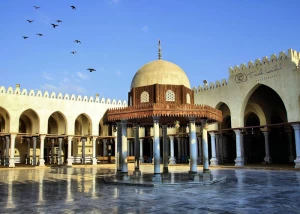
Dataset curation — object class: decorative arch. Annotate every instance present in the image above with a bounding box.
[166,90,175,101]
[74,113,92,136]
[18,109,40,133]
[0,106,10,132]
[244,103,267,126]
[47,111,67,135]
[141,91,149,103]
[186,93,191,104]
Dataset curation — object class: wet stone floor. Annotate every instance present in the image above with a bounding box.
[0,164,300,214]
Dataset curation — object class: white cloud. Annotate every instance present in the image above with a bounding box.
[42,72,53,81]
[141,25,149,32]
[77,72,88,80]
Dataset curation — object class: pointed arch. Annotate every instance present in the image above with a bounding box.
[48,111,67,135]
[74,113,92,136]
[18,109,40,134]
[0,106,10,132]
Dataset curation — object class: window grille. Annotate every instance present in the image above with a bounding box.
[140,91,149,103]
[166,90,175,101]
[186,93,191,104]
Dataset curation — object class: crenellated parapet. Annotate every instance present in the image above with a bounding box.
[0,84,127,106]
[193,78,228,93]
[228,49,299,77]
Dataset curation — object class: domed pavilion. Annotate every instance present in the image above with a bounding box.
[103,41,222,181]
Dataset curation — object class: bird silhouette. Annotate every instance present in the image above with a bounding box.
[71,51,77,54]
[56,20,62,23]
[23,36,29,39]
[36,33,43,36]
[74,40,81,44]
[51,23,58,28]
[33,6,40,9]
[70,5,76,10]
[27,20,34,23]
[87,68,96,72]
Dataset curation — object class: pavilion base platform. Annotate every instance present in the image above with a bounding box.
[100,172,226,187]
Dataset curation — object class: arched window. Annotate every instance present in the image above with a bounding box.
[166,90,175,101]
[140,91,149,103]
[186,93,191,104]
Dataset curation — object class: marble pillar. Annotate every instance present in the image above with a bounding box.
[139,139,144,163]
[5,135,9,166]
[92,137,97,165]
[234,129,244,166]
[32,136,37,166]
[162,125,169,173]
[218,135,224,164]
[81,137,86,164]
[51,138,55,164]
[117,122,122,173]
[9,134,16,168]
[292,124,300,168]
[197,136,202,164]
[133,124,141,176]
[201,119,209,172]
[177,138,181,160]
[1,137,4,165]
[103,139,107,156]
[287,131,295,163]
[39,135,46,166]
[169,136,176,164]
[263,131,272,163]
[67,136,73,166]
[121,120,128,177]
[58,137,63,165]
[189,117,198,174]
[209,132,218,166]
[152,116,162,181]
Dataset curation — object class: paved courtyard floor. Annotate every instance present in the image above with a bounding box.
[0,164,300,214]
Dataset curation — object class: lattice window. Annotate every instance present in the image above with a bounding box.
[140,91,149,103]
[186,93,190,104]
[166,90,175,101]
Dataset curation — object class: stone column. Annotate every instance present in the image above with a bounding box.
[210,132,218,166]
[263,131,271,163]
[177,138,181,160]
[51,138,55,164]
[1,137,5,165]
[121,120,128,177]
[169,136,176,164]
[32,136,37,166]
[152,116,162,181]
[103,139,107,156]
[133,124,141,176]
[287,131,295,163]
[39,135,46,166]
[139,139,144,163]
[241,132,246,164]
[189,117,198,174]
[234,129,244,166]
[81,137,86,164]
[9,134,17,168]
[292,124,300,168]
[67,136,73,166]
[91,137,97,165]
[117,122,122,173]
[218,135,224,164]
[162,125,169,173]
[5,135,9,166]
[197,136,202,164]
[201,119,209,172]
[58,137,63,165]
[215,134,220,163]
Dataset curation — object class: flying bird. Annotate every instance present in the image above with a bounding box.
[71,51,77,54]
[23,36,29,39]
[70,5,76,10]
[33,6,40,9]
[36,33,44,36]
[56,20,62,23]
[51,23,58,28]
[27,20,34,23]
[87,68,96,72]
[74,40,81,44]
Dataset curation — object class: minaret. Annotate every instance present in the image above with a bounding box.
[158,40,162,60]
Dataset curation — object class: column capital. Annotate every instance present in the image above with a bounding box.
[153,116,160,124]
[189,117,196,123]
[169,136,174,141]
[121,120,127,125]
[68,136,73,141]
[39,134,46,138]
[139,138,143,143]
[209,131,216,137]
[262,131,269,136]
[162,124,167,129]
[233,129,241,135]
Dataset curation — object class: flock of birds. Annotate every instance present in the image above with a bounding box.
[23,5,96,73]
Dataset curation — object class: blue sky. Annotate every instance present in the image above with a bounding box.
[1,0,299,101]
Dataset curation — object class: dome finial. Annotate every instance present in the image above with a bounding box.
[158,39,162,60]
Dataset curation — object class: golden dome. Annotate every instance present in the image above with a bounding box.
[130,59,191,90]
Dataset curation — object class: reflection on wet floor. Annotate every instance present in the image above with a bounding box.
[0,165,300,213]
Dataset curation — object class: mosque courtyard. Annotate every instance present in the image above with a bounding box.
[0,164,299,214]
